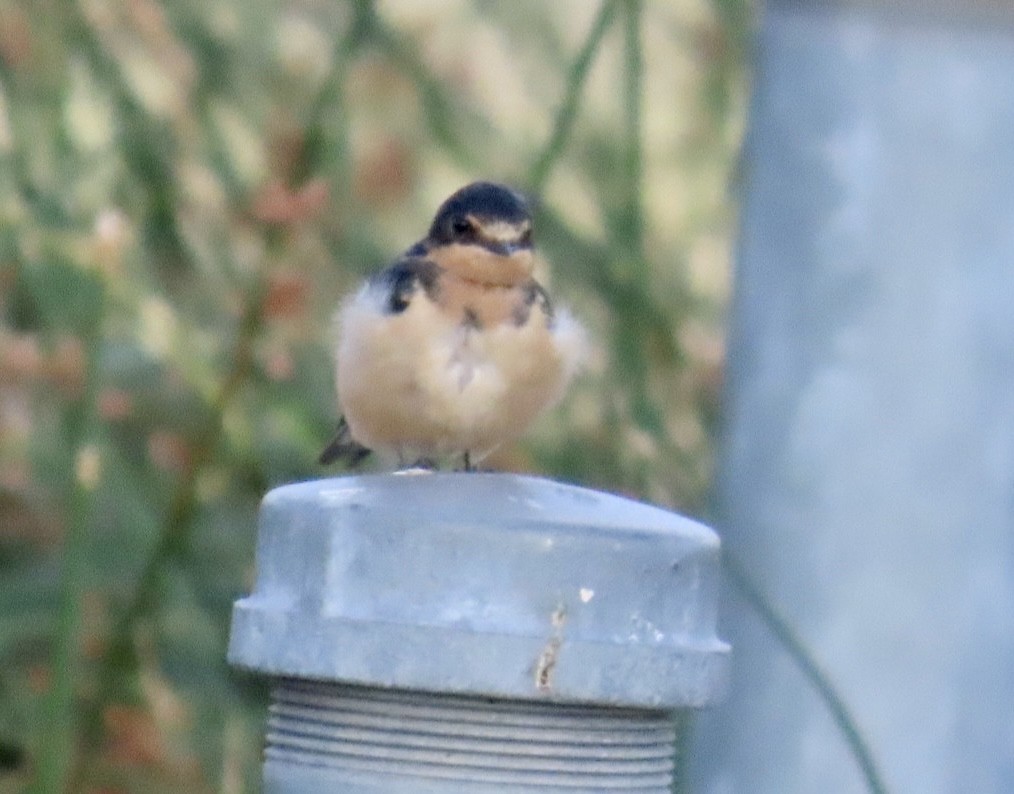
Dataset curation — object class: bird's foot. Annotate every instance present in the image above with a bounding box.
[455,451,494,472]
[394,457,439,475]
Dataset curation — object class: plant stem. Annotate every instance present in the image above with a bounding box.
[70,282,265,788]
[528,0,618,195]
[354,0,483,171]
[723,550,891,794]
[31,301,106,794]
[621,0,645,262]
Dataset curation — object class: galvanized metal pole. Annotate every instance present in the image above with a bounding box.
[229,473,729,792]
[695,1,1014,792]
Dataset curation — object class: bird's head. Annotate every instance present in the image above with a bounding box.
[426,182,536,286]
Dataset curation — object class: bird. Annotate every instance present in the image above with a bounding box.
[319,181,585,472]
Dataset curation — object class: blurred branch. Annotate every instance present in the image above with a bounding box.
[540,211,702,497]
[706,0,755,121]
[528,0,618,196]
[723,551,891,794]
[620,0,645,262]
[348,0,484,172]
[30,285,106,794]
[58,0,189,276]
[72,280,266,787]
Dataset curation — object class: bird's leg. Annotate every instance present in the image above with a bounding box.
[394,447,438,471]
[462,450,473,472]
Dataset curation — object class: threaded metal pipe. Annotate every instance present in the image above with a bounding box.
[265,680,678,792]
[229,474,729,791]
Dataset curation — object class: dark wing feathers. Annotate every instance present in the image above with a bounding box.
[512,279,554,326]
[370,255,441,314]
[318,416,372,467]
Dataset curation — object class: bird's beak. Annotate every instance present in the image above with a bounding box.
[490,240,526,256]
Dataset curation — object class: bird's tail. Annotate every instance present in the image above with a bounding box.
[318,416,372,466]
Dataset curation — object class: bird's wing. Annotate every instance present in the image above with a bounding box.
[367,255,441,314]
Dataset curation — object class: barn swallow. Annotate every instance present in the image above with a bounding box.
[319,181,585,471]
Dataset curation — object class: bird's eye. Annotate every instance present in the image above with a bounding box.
[451,217,474,237]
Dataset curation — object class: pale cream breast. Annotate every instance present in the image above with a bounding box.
[428,243,534,288]
[334,279,584,463]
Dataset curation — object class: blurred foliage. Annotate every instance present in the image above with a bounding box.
[0,0,751,791]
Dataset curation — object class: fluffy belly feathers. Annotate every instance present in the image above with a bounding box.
[335,288,582,463]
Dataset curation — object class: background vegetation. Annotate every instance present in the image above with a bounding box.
[0,0,751,791]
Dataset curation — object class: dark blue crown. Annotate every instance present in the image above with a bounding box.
[428,182,531,240]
